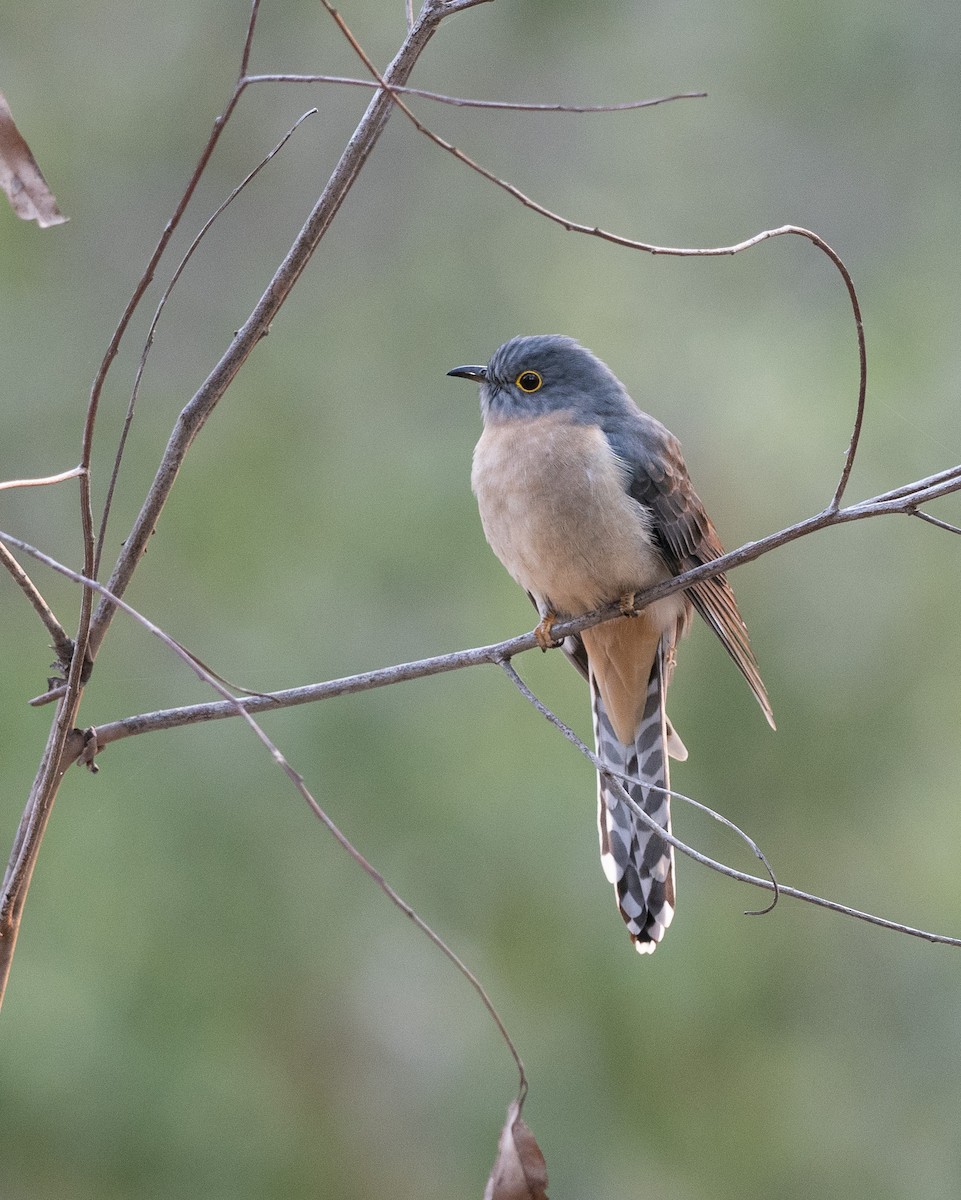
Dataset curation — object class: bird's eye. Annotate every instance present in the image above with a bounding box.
[515,370,543,393]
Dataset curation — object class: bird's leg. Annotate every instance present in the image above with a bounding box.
[534,609,560,651]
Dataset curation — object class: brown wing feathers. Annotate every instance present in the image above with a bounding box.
[620,420,774,729]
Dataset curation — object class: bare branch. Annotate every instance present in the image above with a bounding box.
[238,0,262,78]
[243,71,706,113]
[5,426,960,995]
[0,542,73,666]
[912,510,961,536]
[0,465,86,492]
[12,449,953,956]
[2,0,487,1014]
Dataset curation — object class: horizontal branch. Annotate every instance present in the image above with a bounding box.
[0,465,86,492]
[243,72,706,113]
[91,638,531,748]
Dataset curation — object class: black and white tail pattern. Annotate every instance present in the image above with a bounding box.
[592,639,675,954]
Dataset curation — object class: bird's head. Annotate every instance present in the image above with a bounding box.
[448,334,631,424]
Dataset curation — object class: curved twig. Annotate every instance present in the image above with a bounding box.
[86,0,268,582]
[495,658,781,906]
[84,0,458,665]
[323,1,867,515]
[494,661,960,947]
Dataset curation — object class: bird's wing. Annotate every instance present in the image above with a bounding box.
[606,415,775,729]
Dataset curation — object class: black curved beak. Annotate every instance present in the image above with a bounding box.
[447,365,488,382]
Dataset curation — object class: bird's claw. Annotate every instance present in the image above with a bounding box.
[534,611,560,651]
[619,591,640,617]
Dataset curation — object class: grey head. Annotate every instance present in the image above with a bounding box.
[448,334,635,424]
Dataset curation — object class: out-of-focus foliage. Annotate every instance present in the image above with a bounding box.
[2,2,961,1197]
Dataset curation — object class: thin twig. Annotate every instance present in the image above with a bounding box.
[86,0,266,582]
[242,72,706,113]
[1,0,477,1017]
[495,659,780,907]
[0,466,86,492]
[0,461,83,667]
[0,0,275,1019]
[912,510,961,536]
[0,543,73,666]
[867,462,961,506]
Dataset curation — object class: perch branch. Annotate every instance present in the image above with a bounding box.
[62,460,961,750]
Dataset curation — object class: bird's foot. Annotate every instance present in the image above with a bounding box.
[619,591,641,617]
[534,610,560,651]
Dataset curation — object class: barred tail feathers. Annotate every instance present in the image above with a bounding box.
[592,639,675,954]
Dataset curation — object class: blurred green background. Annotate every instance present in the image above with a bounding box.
[3,1,961,1196]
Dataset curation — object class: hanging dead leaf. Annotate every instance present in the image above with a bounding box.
[484,1100,549,1200]
[0,91,67,227]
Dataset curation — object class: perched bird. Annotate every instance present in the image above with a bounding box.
[450,335,773,954]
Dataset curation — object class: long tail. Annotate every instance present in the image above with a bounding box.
[592,638,675,954]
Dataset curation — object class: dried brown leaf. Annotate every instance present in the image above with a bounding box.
[0,92,67,227]
[484,1100,549,1200]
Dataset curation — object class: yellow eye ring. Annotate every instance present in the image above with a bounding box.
[515,370,542,393]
